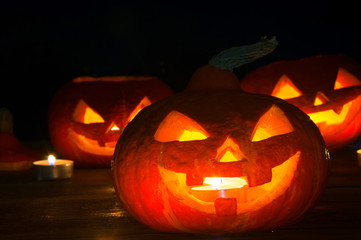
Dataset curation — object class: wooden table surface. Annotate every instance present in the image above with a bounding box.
[1,147,361,240]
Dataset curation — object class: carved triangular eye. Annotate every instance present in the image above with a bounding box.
[126,96,151,124]
[154,111,209,142]
[334,68,361,90]
[271,74,302,99]
[251,105,294,142]
[73,100,105,124]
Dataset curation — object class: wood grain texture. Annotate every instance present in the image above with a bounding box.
[1,147,361,240]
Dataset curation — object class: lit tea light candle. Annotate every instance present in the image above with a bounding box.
[191,177,248,202]
[356,149,361,167]
[33,155,74,181]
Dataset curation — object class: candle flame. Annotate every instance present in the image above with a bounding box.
[48,155,56,166]
[110,124,120,131]
[211,178,223,190]
[203,177,248,190]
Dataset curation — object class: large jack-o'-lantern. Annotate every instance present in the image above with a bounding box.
[240,54,361,152]
[112,38,329,234]
[49,76,173,167]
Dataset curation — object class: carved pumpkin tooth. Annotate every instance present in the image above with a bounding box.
[332,104,344,115]
[246,168,272,187]
[215,198,237,216]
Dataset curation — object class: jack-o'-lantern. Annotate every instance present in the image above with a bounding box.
[240,54,361,152]
[49,76,173,167]
[112,38,329,234]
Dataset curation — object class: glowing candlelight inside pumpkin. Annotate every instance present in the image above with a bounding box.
[208,177,223,190]
[191,177,248,202]
[33,155,74,181]
[179,130,208,141]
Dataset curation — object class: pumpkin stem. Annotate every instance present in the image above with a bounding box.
[208,36,278,72]
[0,108,14,134]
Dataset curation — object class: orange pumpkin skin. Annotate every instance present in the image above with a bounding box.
[48,76,173,167]
[112,88,328,234]
[240,54,361,152]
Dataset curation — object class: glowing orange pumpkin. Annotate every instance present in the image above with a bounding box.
[112,39,328,234]
[48,76,173,167]
[240,54,361,152]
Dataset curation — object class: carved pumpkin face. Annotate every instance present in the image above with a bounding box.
[49,76,173,167]
[112,91,328,234]
[240,54,361,152]
[156,106,300,215]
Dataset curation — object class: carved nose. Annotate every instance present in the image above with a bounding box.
[106,122,122,134]
[313,91,344,114]
[216,137,245,162]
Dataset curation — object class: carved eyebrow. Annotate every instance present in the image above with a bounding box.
[251,105,294,142]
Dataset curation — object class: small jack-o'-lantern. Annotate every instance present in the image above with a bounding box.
[240,54,361,152]
[49,76,173,167]
[112,38,328,234]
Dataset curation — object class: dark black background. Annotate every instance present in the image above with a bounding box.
[1,0,360,143]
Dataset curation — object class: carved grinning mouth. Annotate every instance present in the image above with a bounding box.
[308,99,361,126]
[158,151,300,216]
[68,129,117,156]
